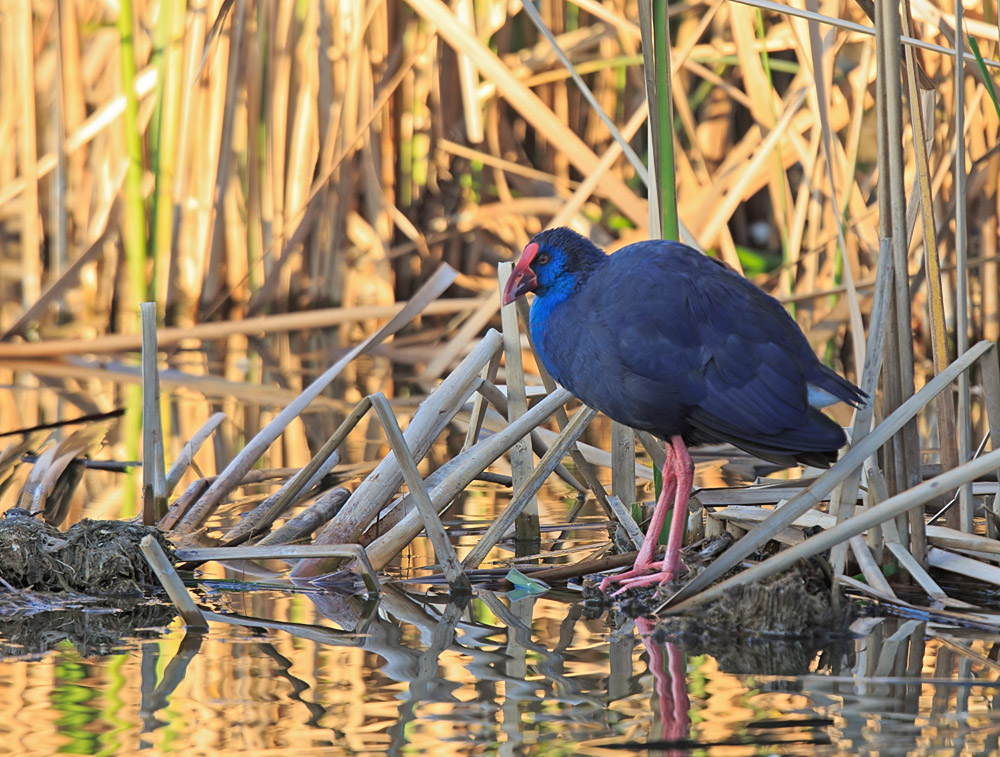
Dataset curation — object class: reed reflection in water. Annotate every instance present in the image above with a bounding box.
[4,587,1000,755]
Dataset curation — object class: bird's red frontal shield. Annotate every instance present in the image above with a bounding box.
[502,242,539,305]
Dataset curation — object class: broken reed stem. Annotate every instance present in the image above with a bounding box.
[370,392,470,592]
[363,387,574,571]
[666,341,997,609]
[663,445,1000,614]
[164,411,225,496]
[140,535,208,630]
[462,404,597,571]
[258,487,349,545]
[293,328,504,577]
[219,397,374,546]
[611,423,636,513]
[498,263,539,553]
[140,302,167,524]
[902,6,961,532]
[174,544,380,596]
[830,238,894,577]
[174,264,456,534]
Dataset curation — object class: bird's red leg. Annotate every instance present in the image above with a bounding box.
[601,441,680,593]
[601,436,693,594]
[661,436,693,578]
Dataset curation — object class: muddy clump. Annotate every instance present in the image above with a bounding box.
[0,509,173,595]
[590,548,859,675]
[651,559,858,675]
[658,563,850,639]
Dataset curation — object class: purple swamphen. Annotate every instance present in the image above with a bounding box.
[501,228,866,594]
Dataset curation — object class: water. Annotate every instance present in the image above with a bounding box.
[2,372,998,755]
[2,585,1000,755]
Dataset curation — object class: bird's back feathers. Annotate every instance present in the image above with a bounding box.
[528,233,865,468]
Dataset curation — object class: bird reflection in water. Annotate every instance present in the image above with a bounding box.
[637,617,690,754]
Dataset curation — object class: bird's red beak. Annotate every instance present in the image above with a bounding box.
[502,242,539,305]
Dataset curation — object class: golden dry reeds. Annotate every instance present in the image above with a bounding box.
[0,0,999,620]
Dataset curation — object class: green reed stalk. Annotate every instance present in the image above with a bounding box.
[117,0,148,308]
[150,0,187,308]
[652,0,678,242]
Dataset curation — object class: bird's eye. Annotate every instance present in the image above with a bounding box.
[535,252,550,266]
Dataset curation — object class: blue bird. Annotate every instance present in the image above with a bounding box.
[502,228,865,593]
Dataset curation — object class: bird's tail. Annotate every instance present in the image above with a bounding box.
[807,363,867,409]
[688,407,848,469]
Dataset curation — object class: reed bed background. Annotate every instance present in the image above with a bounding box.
[0,0,999,605]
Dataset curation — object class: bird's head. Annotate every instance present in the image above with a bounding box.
[501,228,606,306]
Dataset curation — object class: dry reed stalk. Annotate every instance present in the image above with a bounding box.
[462,404,597,570]
[498,263,538,550]
[258,487,350,546]
[952,0,973,534]
[174,264,456,533]
[0,298,482,358]
[461,351,503,452]
[165,412,226,495]
[175,543,380,595]
[829,237,893,578]
[605,495,644,550]
[881,515,955,606]
[141,302,167,523]
[1,358,350,411]
[141,535,209,630]
[902,6,961,535]
[370,392,469,590]
[874,0,916,556]
[665,445,1000,614]
[714,505,1000,558]
[665,340,997,609]
[472,378,583,490]
[362,388,574,571]
[292,328,503,576]
[217,446,341,547]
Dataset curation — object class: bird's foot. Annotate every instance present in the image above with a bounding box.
[599,559,686,597]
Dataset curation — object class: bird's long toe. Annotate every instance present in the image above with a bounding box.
[599,564,660,594]
[600,559,684,596]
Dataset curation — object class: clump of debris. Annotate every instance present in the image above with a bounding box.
[0,509,173,595]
